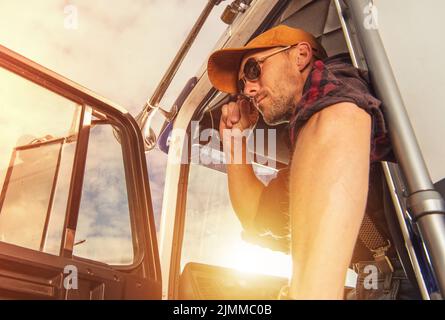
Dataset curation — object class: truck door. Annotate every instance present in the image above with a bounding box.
[0,45,161,299]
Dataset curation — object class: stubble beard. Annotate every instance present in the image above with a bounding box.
[261,92,295,126]
[258,62,302,126]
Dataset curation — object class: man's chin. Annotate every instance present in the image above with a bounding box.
[258,105,277,126]
[258,103,290,126]
[263,115,289,126]
[263,117,276,126]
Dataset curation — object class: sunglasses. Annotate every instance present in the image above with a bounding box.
[237,43,320,93]
[237,45,295,93]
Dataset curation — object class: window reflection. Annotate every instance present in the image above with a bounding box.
[74,123,134,265]
[0,138,63,250]
[0,66,80,253]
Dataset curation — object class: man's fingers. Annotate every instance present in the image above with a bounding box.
[220,99,257,132]
[221,104,228,123]
[239,98,253,118]
[239,99,259,126]
[221,103,232,129]
[228,102,240,124]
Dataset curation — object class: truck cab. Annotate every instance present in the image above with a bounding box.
[1,0,444,300]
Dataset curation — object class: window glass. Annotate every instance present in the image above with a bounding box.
[0,66,80,253]
[181,160,292,279]
[73,123,134,265]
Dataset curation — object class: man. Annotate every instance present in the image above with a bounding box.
[207,25,419,299]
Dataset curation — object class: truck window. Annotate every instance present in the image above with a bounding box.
[73,122,134,265]
[180,154,292,279]
[0,66,135,266]
[0,66,80,253]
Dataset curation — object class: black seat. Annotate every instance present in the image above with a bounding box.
[178,262,288,300]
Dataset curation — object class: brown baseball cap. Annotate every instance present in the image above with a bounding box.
[207,25,327,94]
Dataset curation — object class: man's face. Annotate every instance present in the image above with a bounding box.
[238,47,304,126]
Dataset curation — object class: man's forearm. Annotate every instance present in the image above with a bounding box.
[225,139,265,231]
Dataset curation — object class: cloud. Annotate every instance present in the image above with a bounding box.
[0,0,227,114]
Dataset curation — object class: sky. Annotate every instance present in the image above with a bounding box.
[0,0,226,111]
[0,0,228,263]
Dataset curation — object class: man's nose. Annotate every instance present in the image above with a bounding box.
[243,80,260,97]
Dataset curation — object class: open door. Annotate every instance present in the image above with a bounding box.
[0,45,161,299]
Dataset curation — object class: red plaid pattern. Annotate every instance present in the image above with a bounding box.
[288,54,393,163]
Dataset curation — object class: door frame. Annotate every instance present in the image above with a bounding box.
[0,44,161,299]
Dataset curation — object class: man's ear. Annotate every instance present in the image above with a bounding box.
[295,42,313,71]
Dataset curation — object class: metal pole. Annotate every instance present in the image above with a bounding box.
[148,0,222,108]
[346,0,431,192]
[345,0,445,297]
[131,0,223,151]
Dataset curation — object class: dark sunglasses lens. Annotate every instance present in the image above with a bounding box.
[244,58,261,80]
[237,79,245,93]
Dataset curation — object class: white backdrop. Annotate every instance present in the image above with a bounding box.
[376,0,445,183]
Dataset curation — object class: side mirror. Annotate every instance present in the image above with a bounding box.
[136,103,177,152]
[149,77,198,153]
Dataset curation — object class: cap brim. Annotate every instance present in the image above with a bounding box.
[207,44,276,94]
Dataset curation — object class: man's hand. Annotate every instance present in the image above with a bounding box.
[219,97,259,141]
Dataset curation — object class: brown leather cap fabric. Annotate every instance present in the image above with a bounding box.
[207,25,327,94]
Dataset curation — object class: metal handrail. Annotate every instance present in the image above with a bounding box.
[134,0,225,151]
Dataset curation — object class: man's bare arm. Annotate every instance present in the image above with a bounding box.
[226,141,265,231]
[288,102,372,299]
[220,99,264,231]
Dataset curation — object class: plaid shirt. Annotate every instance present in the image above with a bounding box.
[288,53,393,163]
